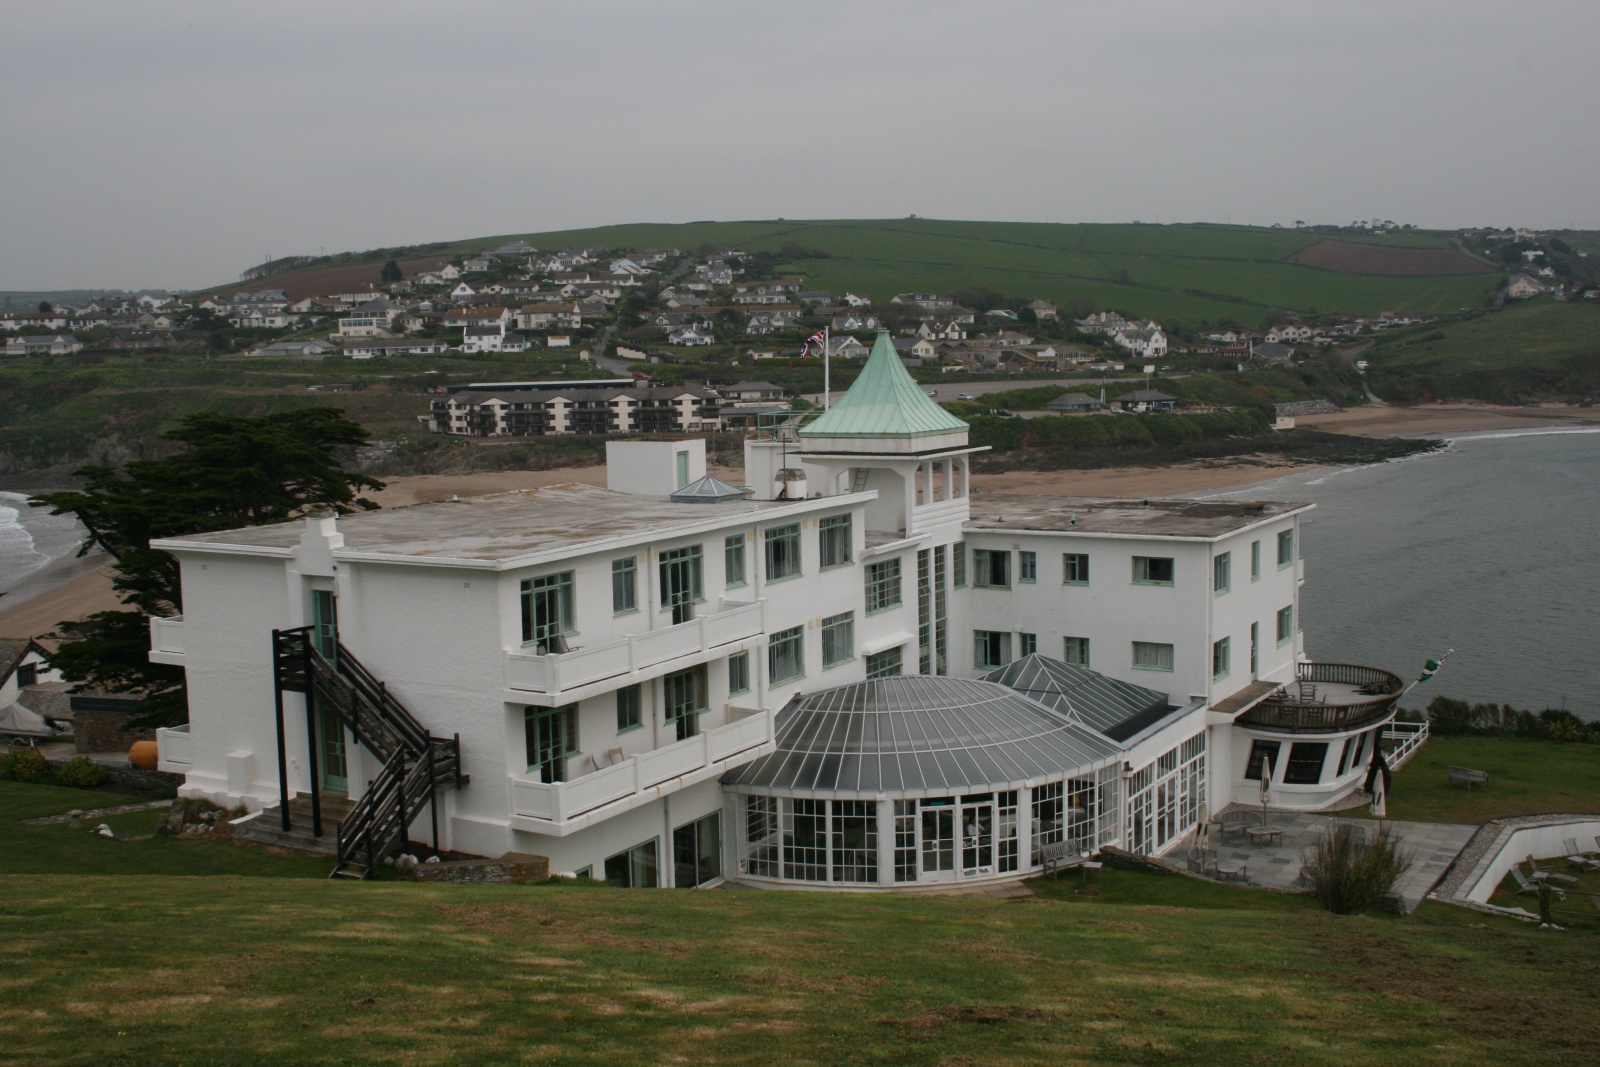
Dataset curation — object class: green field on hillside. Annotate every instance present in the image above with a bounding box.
[1366,299,1600,403]
[426,219,1500,327]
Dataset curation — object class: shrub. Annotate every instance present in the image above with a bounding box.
[1302,822,1413,915]
[0,749,51,783]
[55,755,108,788]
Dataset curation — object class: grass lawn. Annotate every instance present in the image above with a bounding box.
[0,781,332,879]
[2,870,1596,1066]
[1361,736,1600,825]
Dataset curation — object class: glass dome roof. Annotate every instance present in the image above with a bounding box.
[721,675,1120,796]
[982,654,1173,742]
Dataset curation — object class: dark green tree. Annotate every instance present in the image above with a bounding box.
[380,259,403,284]
[38,300,52,313]
[31,408,384,728]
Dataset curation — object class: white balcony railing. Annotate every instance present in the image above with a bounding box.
[148,615,186,664]
[156,723,192,770]
[505,598,764,696]
[510,711,772,826]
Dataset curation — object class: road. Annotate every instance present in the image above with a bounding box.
[588,255,698,376]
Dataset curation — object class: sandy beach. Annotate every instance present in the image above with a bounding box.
[4,401,1594,640]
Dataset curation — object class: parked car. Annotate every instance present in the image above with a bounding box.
[994,408,1016,418]
[925,389,938,397]
[957,392,975,400]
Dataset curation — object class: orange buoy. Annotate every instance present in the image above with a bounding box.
[128,740,159,769]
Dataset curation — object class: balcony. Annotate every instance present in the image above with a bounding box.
[505,598,764,699]
[156,723,192,772]
[1237,662,1404,733]
[510,710,773,834]
[148,615,186,666]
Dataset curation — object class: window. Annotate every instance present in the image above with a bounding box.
[1276,605,1294,645]
[997,790,1019,874]
[865,558,902,613]
[1336,736,1355,776]
[1212,636,1230,679]
[658,545,703,623]
[744,796,780,878]
[952,541,966,587]
[768,625,804,683]
[1062,636,1090,666]
[673,812,721,888]
[520,571,575,647]
[604,838,659,888]
[1062,552,1089,585]
[784,798,828,882]
[1277,528,1294,568]
[1244,740,1281,781]
[894,800,917,882]
[1132,641,1174,671]
[525,704,577,783]
[1250,540,1261,582]
[725,534,747,587]
[1213,552,1230,595]
[1019,632,1037,657]
[663,665,707,741]
[1018,550,1037,583]
[612,557,637,614]
[974,630,1012,669]
[1284,742,1329,785]
[865,646,903,679]
[728,651,750,695]
[16,662,37,688]
[819,514,852,568]
[1132,556,1175,585]
[764,523,801,581]
[821,611,854,667]
[831,800,877,883]
[972,549,1010,588]
[1031,781,1064,864]
[616,684,642,733]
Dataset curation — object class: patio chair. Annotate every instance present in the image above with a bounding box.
[1511,866,1564,901]
[1296,679,1317,701]
[1526,855,1579,885]
[1563,838,1600,872]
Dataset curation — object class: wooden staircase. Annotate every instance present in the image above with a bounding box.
[272,627,467,880]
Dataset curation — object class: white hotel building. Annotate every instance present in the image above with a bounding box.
[152,333,1403,888]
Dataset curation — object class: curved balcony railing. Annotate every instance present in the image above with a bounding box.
[1237,662,1403,732]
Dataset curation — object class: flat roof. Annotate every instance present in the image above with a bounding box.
[158,483,859,567]
[966,494,1311,540]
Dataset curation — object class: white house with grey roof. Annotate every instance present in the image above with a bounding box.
[151,332,1403,888]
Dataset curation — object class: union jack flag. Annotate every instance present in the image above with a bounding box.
[800,331,826,358]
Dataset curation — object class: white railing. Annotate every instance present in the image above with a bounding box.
[505,598,764,695]
[510,711,772,824]
[149,615,185,657]
[1383,719,1430,771]
[156,723,192,769]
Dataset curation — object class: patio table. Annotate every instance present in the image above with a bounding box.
[1246,825,1285,846]
[1216,860,1248,883]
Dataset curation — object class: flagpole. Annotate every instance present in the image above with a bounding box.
[823,325,830,412]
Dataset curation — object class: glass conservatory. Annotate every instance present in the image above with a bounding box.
[720,675,1125,888]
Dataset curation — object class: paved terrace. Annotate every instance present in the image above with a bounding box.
[1166,810,1477,913]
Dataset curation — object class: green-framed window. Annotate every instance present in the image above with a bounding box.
[1277,605,1294,645]
[865,558,902,613]
[819,514,852,569]
[728,651,751,695]
[1212,636,1230,679]
[1213,552,1231,596]
[1062,636,1089,666]
[1063,553,1089,585]
[1277,529,1295,568]
[1133,641,1175,671]
[974,630,1011,669]
[604,838,659,888]
[821,611,854,667]
[769,625,805,683]
[765,523,802,581]
[1018,550,1037,583]
[616,684,642,733]
[525,703,578,783]
[521,571,575,647]
[1132,556,1174,586]
[725,533,747,587]
[663,665,707,741]
[865,646,903,679]
[973,549,1010,589]
[612,557,638,614]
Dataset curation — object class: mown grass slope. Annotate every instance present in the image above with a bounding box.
[340,219,1499,327]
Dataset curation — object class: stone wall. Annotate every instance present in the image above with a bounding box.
[71,705,155,754]
[411,851,550,885]
[1272,399,1342,419]
[1098,846,1189,877]
[39,756,182,796]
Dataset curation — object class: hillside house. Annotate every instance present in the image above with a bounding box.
[1045,392,1103,413]
[1112,389,1179,413]
[669,323,715,346]
[4,334,83,356]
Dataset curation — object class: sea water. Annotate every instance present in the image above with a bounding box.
[1198,427,1600,719]
[0,491,86,598]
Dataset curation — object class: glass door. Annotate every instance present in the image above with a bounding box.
[311,589,338,661]
[316,704,348,793]
[659,546,702,625]
[1249,622,1260,679]
[525,704,578,783]
[920,801,955,880]
[960,795,994,876]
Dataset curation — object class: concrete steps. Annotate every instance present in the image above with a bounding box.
[229,794,355,856]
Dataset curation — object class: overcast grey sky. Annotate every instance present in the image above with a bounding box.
[3,1,1596,290]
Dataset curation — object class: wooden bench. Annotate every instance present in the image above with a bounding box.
[1446,765,1490,790]
[1039,841,1085,879]
[1219,810,1259,839]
